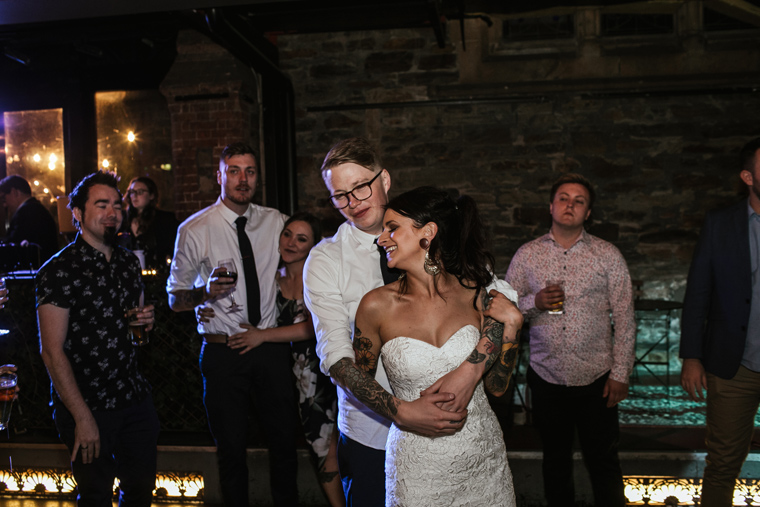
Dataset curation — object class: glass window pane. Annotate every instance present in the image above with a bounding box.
[3,108,65,212]
[95,91,174,211]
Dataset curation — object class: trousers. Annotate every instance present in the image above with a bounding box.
[528,367,626,507]
[336,432,386,507]
[54,395,160,507]
[200,340,300,507]
[701,365,760,507]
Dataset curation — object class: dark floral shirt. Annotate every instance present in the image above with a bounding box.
[36,235,151,411]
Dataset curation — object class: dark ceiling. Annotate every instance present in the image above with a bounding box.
[0,0,758,91]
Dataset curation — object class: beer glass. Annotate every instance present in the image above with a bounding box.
[0,371,17,431]
[546,279,565,315]
[128,308,150,346]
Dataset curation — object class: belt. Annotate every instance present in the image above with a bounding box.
[202,333,228,344]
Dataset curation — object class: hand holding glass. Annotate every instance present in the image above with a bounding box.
[127,306,152,346]
[216,259,242,311]
[546,279,565,315]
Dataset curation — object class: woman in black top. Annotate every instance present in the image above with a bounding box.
[120,176,179,272]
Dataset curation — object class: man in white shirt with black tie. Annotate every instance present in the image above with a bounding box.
[304,137,507,506]
[167,143,299,507]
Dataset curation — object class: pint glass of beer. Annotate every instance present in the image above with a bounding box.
[0,371,17,431]
[546,279,565,315]
[128,308,150,346]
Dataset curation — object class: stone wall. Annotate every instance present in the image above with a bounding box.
[277,21,760,301]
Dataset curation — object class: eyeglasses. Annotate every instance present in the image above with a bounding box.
[127,189,149,197]
[329,171,382,209]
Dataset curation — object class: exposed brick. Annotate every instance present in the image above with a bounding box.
[365,52,414,74]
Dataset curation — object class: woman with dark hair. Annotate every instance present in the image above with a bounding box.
[199,211,343,506]
[119,176,179,271]
[340,186,522,506]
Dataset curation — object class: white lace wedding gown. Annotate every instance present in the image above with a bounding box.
[381,324,516,507]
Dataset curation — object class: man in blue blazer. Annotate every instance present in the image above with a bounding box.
[681,137,760,507]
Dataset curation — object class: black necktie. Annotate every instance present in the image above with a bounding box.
[235,216,261,325]
[376,239,400,285]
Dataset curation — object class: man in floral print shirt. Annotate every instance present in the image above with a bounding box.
[37,171,158,507]
[506,173,635,507]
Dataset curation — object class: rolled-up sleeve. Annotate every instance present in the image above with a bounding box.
[304,248,355,376]
[167,223,203,294]
[486,277,518,305]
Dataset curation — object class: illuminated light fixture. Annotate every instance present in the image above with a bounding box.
[160,163,172,171]
[33,153,41,163]
[0,468,203,501]
[624,476,760,505]
[141,269,158,277]
[5,157,11,165]
[102,159,110,168]
[43,188,49,194]
[127,131,136,142]
[33,180,39,186]
[49,154,57,164]
[48,162,55,171]
[13,155,19,162]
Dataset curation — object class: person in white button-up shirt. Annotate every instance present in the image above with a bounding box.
[167,143,300,507]
[304,137,513,506]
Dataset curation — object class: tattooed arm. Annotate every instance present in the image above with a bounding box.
[329,291,467,437]
[422,290,523,410]
[169,267,234,312]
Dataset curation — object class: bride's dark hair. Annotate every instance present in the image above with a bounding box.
[385,186,494,299]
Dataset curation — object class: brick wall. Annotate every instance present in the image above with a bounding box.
[160,30,260,219]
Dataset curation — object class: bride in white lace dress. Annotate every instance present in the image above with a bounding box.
[332,186,523,506]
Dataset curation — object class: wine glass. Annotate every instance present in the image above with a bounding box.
[216,258,242,311]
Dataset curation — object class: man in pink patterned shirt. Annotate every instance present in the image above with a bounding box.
[505,173,635,507]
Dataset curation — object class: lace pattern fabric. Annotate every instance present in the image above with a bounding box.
[381,325,516,507]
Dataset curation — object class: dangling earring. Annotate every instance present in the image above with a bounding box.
[424,250,441,276]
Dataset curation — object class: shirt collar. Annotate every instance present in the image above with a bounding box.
[748,199,759,221]
[344,222,381,251]
[544,228,589,248]
[215,197,253,226]
[73,233,126,262]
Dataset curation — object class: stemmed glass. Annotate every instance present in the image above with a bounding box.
[216,259,242,311]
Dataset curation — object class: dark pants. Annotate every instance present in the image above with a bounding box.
[200,341,300,507]
[54,395,160,507]
[528,367,626,507]
[702,365,760,507]
[336,432,386,507]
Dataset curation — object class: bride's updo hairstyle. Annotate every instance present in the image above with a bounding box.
[386,186,494,298]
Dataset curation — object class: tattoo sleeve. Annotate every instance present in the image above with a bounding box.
[484,322,521,397]
[330,357,400,421]
[168,287,205,312]
[467,290,504,370]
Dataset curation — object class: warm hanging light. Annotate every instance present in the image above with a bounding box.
[102,159,110,168]
[127,131,136,142]
[33,153,41,162]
